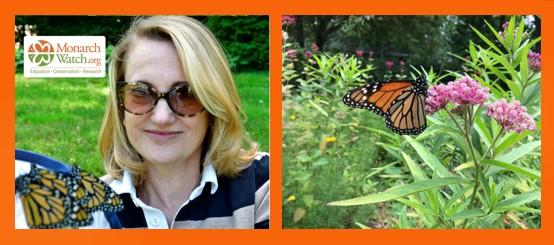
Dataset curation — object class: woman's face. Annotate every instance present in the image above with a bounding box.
[123,37,209,167]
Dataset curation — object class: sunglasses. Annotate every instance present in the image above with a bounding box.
[118,81,204,117]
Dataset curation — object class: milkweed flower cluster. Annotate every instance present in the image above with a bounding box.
[311,43,319,52]
[448,76,489,105]
[425,76,489,114]
[528,51,541,72]
[286,49,297,59]
[355,49,364,58]
[304,50,313,59]
[425,84,450,114]
[386,60,394,70]
[486,99,536,133]
[282,16,296,26]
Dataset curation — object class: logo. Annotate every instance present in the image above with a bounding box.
[27,40,55,66]
[24,36,106,78]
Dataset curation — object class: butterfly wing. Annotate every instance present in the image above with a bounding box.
[342,81,414,117]
[16,165,75,228]
[74,168,123,212]
[343,75,428,135]
[385,92,427,135]
[15,164,121,228]
[20,182,68,228]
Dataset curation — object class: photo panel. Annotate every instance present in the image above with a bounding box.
[281,15,541,229]
[15,15,270,229]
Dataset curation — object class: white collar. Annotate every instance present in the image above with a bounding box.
[109,163,219,207]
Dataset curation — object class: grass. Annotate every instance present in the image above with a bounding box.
[15,71,269,176]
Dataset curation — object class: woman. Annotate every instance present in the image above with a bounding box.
[94,16,269,229]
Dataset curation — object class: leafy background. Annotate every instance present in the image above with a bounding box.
[282,15,541,229]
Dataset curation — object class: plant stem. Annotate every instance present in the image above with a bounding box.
[481,126,504,175]
[462,106,482,228]
[445,109,465,134]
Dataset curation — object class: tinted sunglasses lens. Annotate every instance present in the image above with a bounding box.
[169,85,203,116]
[121,83,153,114]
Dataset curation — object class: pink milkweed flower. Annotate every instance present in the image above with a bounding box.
[447,76,489,105]
[286,49,297,59]
[311,43,319,52]
[425,83,450,115]
[399,60,406,66]
[282,16,297,26]
[355,49,364,58]
[528,51,541,72]
[486,99,536,133]
[304,50,313,59]
[386,60,394,70]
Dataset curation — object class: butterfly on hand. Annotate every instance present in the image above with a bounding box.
[342,75,428,135]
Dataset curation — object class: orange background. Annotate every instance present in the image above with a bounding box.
[1,0,551,244]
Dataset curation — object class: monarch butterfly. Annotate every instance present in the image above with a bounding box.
[342,75,428,135]
[71,167,123,212]
[15,163,123,228]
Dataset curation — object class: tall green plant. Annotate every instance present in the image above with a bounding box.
[329,16,541,229]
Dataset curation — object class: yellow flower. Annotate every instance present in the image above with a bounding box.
[325,136,337,143]
[289,115,296,120]
[286,195,296,203]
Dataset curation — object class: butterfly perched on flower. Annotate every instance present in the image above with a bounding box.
[15,163,123,229]
[342,75,428,135]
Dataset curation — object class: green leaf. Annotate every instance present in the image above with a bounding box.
[447,209,486,220]
[482,159,540,179]
[495,131,531,155]
[404,136,451,178]
[302,194,315,207]
[471,24,502,54]
[474,116,492,146]
[397,197,437,221]
[355,222,371,229]
[398,206,409,228]
[308,100,328,117]
[401,151,428,181]
[495,190,541,211]
[327,177,470,206]
[497,140,541,163]
[313,157,330,167]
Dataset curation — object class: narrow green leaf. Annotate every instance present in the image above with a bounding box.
[401,151,428,181]
[471,25,502,54]
[398,206,409,228]
[327,177,470,206]
[308,100,328,117]
[482,159,540,179]
[495,131,531,155]
[495,190,541,211]
[453,161,474,172]
[355,222,371,229]
[447,209,486,220]
[397,197,437,220]
[497,140,541,164]
[474,116,492,146]
[404,136,451,177]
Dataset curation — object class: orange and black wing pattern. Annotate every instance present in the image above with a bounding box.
[342,75,428,135]
[16,164,123,228]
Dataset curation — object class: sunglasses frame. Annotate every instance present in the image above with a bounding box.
[117,81,204,117]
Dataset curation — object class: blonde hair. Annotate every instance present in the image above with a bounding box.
[99,16,258,184]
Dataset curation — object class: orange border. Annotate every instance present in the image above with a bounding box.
[1,0,551,244]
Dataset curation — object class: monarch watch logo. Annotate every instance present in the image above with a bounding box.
[27,40,55,66]
[24,36,105,78]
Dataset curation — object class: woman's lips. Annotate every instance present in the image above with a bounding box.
[144,130,183,141]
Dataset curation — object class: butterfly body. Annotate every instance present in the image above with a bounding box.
[342,76,428,135]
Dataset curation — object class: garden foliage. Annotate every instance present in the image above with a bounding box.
[282,16,541,228]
